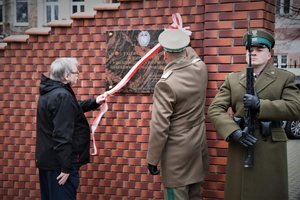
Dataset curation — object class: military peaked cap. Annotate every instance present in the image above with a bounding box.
[158,29,190,53]
[243,29,275,50]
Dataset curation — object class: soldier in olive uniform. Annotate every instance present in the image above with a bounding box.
[147,29,209,199]
[208,29,300,200]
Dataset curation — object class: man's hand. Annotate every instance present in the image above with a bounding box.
[230,127,257,147]
[147,164,160,175]
[96,92,108,104]
[57,172,70,185]
[244,94,260,111]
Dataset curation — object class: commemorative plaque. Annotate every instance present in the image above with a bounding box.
[105,29,165,93]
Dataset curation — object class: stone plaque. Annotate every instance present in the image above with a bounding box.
[106,29,165,93]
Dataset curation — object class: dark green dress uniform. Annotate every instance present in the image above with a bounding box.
[208,29,300,200]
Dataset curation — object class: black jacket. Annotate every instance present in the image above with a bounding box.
[36,74,100,173]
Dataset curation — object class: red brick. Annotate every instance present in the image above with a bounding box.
[125,104,137,111]
[124,119,136,126]
[233,55,246,63]
[157,1,169,8]
[206,3,234,12]
[208,73,227,80]
[204,47,218,55]
[249,10,264,19]
[117,126,129,134]
[112,104,125,111]
[218,64,245,72]
[203,38,232,47]
[235,2,266,11]
[219,29,247,38]
[117,112,129,119]
[203,190,225,199]
[128,112,141,119]
[206,0,219,3]
[203,30,218,39]
[220,11,247,20]
[209,157,227,165]
[205,13,219,21]
[141,112,151,119]
[204,56,231,64]
[205,21,233,30]
[131,18,142,25]
[219,46,245,55]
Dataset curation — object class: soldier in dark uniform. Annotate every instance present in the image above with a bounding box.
[208,29,300,200]
[147,29,209,199]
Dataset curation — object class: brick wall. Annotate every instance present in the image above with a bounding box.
[0,0,275,199]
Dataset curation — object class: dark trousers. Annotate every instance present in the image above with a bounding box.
[39,167,80,200]
[164,182,202,200]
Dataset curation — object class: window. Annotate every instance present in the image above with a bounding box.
[276,0,292,15]
[274,55,288,68]
[0,0,3,35]
[0,0,3,23]
[72,0,84,14]
[46,0,59,23]
[15,0,28,25]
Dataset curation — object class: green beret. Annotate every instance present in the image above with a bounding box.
[243,29,275,50]
[158,29,190,53]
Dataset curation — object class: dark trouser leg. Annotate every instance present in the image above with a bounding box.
[164,182,202,200]
[39,169,50,200]
[39,168,80,200]
[188,182,202,200]
[164,186,188,200]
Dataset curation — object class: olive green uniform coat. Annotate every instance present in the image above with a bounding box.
[208,62,300,200]
[147,51,209,188]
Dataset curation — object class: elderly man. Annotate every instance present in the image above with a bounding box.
[147,29,209,199]
[36,57,105,200]
[208,29,300,200]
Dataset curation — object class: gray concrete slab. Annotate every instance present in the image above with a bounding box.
[287,139,300,200]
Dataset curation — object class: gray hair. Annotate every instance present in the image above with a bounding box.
[49,57,79,81]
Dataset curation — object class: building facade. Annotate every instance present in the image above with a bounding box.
[0,0,117,39]
[274,0,300,69]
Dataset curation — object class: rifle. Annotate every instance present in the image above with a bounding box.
[243,16,256,168]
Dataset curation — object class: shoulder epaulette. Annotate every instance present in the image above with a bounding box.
[192,58,201,63]
[161,71,173,80]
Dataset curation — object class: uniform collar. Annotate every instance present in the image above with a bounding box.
[164,56,192,72]
[239,61,277,94]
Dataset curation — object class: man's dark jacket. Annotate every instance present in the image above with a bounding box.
[36,74,100,173]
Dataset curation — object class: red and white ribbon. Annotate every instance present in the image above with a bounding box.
[91,102,108,155]
[91,13,191,155]
[169,13,192,36]
[91,44,162,155]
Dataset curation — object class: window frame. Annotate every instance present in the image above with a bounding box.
[45,0,59,24]
[275,54,288,68]
[0,0,3,24]
[0,0,3,36]
[72,0,85,14]
[14,0,29,26]
[276,0,293,16]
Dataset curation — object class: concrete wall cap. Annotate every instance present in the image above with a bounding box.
[25,27,51,35]
[3,35,29,43]
[94,3,120,11]
[48,20,73,27]
[71,11,96,19]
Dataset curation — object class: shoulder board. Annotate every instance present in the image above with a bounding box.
[161,71,173,80]
[192,58,201,63]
